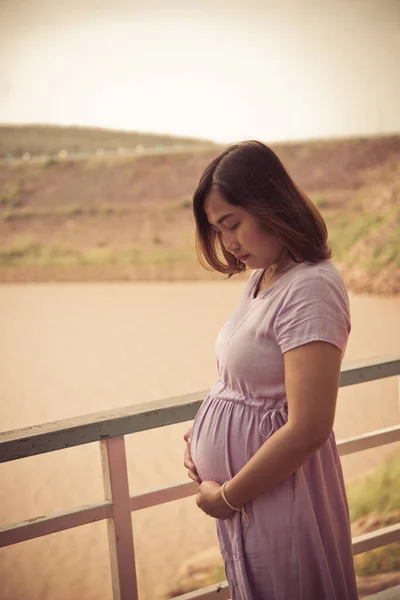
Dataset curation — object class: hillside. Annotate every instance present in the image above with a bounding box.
[0,124,214,159]
[0,129,399,294]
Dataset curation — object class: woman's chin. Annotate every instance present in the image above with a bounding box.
[244,256,261,269]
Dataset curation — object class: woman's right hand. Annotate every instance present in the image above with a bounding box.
[184,427,201,485]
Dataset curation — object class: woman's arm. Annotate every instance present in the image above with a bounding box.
[196,340,342,517]
[223,340,342,507]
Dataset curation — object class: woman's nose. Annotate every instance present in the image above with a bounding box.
[222,232,240,254]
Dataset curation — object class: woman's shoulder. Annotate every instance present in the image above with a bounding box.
[290,260,347,290]
[274,260,351,353]
[248,260,348,304]
[282,260,350,310]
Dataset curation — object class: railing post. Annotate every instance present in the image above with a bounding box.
[100,436,139,600]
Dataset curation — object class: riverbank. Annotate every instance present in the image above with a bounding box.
[0,259,399,295]
[1,132,399,294]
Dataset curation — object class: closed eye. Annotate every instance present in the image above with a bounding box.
[210,222,239,234]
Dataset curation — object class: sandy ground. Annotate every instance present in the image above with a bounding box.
[0,281,399,600]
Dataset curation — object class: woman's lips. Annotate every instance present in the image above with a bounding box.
[239,254,250,263]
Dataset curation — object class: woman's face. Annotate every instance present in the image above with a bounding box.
[204,188,286,269]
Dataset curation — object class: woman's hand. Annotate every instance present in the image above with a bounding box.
[195,481,235,520]
[183,427,201,485]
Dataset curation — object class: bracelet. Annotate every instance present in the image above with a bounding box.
[221,482,241,512]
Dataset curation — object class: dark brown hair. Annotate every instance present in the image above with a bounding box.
[193,140,331,275]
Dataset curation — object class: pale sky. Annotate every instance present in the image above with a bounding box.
[0,0,399,143]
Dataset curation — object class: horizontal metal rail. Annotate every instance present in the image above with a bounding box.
[339,355,400,387]
[176,582,230,600]
[0,501,112,547]
[1,355,399,463]
[352,523,400,555]
[337,424,400,456]
[2,471,400,554]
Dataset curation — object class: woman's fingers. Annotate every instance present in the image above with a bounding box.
[183,427,201,483]
[184,446,195,470]
[185,454,201,482]
[185,447,201,483]
[184,456,197,471]
[188,469,201,484]
[183,428,192,443]
[184,438,197,471]
[184,458,196,471]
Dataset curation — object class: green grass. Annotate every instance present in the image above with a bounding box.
[354,536,400,576]
[346,450,400,577]
[327,212,379,259]
[325,207,400,270]
[203,565,226,587]
[2,203,131,222]
[327,211,386,261]
[0,182,24,209]
[169,563,226,595]
[367,210,400,269]
[370,228,400,269]
[179,197,192,209]
[0,240,196,268]
[347,450,400,522]
[312,195,329,208]
[0,240,43,264]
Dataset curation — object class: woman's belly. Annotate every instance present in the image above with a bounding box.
[190,395,269,484]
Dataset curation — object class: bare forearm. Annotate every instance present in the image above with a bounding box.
[224,424,326,508]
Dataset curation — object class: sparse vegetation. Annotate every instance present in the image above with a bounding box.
[347,449,400,577]
[180,198,192,209]
[355,535,400,577]
[0,128,399,291]
[2,203,131,222]
[347,450,400,522]
[312,195,329,208]
[327,212,386,261]
[0,239,195,269]
[0,181,24,209]
[0,124,215,159]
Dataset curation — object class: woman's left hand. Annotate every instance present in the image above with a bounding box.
[195,481,235,520]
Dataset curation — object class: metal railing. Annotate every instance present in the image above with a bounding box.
[1,355,400,600]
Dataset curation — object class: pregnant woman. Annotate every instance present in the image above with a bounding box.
[183,141,358,600]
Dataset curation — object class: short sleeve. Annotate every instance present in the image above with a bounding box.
[273,267,351,354]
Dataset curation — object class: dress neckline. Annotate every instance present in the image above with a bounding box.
[250,262,304,300]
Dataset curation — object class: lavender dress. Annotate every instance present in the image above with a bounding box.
[190,261,358,600]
